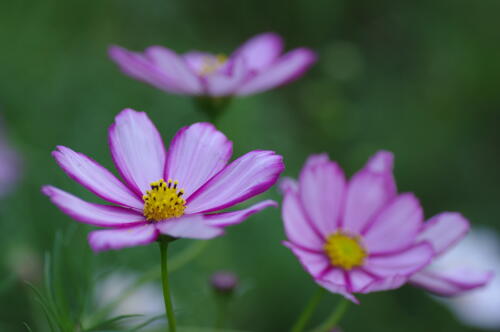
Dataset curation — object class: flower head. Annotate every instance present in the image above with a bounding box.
[109,32,316,97]
[43,108,284,251]
[280,151,435,303]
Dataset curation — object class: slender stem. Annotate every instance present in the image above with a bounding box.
[214,293,233,330]
[310,298,350,332]
[290,287,325,332]
[159,240,176,332]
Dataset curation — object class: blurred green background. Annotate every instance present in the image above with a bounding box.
[1,0,500,331]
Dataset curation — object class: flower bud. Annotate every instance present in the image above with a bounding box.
[210,271,239,295]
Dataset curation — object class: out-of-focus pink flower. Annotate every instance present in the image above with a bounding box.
[410,222,494,297]
[210,271,239,294]
[0,120,21,197]
[109,32,316,97]
[425,228,499,329]
[43,108,284,251]
[280,151,435,303]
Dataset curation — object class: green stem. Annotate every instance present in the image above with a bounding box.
[193,96,232,123]
[159,240,177,332]
[310,298,349,332]
[214,296,230,330]
[290,287,325,332]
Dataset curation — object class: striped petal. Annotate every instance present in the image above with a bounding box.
[42,186,145,227]
[299,154,346,237]
[109,109,166,196]
[232,32,284,71]
[205,200,277,227]
[165,122,232,198]
[156,215,224,239]
[88,224,158,252]
[410,269,494,296]
[186,150,284,213]
[417,212,470,256]
[52,146,142,209]
[237,48,316,96]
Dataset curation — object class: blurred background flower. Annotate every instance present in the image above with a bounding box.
[109,32,316,98]
[432,229,500,330]
[0,117,22,198]
[94,271,164,328]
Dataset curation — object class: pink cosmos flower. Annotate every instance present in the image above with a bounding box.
[109,32,316,97]
[409,216,494,296]
[43,108,284,251]
[280,151,435,303]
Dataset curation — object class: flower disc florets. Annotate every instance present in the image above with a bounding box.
[324,232,367,270]
[143,179,186,221]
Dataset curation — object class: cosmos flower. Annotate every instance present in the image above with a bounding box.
[410,217,494,297]
[43,108,283,251]
[412,228,497,329]
[280,151,435,303]
[109,32,316,97]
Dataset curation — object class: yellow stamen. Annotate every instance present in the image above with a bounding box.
[200,54,227,75]
[324,232,367,270]
[142,179,186,222]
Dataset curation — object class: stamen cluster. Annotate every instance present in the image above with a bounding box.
[143,179,186,221]
[324,232,367,270]
[200,54,227,75]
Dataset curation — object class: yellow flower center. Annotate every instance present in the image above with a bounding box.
[324,232,367,270]
[143,179,186,222]
[200,54,227,75]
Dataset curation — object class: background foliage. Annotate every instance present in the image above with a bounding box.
[1,0,499,331]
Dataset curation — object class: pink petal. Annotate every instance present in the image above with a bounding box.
[342,151,397,234]
[410,268,494,296]
[231,32,284,71]
[236,48,316,96]
[42,186,146,227]
[109,46,191,94]
[185,150,284,213]
[165,122,232,198]
[156,215,224,239]
[358,275,408,294]
[145,46,203,94]
[365,150,394,174]
[109,109,166,196]
[347,269,377,293]
[316,279,359,304]
[183,51,213,73]
[205,200,277,227]
[417,212,470,256]
[52,146,143,209]
[205,56,249,96]
[284,241,330,277]
[364,242,434,277]
[88,224,158,252]
[362,193,423,254]
[299,154,346,237]
[320,268,347,286]
[281,191,325,250]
